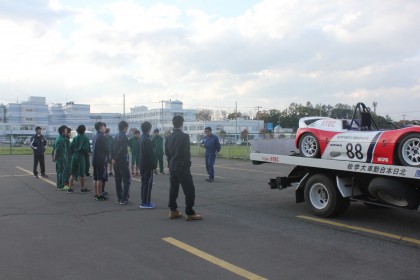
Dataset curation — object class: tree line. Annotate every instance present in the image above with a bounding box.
[195,102,401,131]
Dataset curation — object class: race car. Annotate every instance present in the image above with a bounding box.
[295,103,420,167]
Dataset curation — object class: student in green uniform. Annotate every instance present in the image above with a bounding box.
[152,128,165,174]
[68,125,91,194]
[128,130,140,176]
[53,125,68,190]
[63,127,71,190]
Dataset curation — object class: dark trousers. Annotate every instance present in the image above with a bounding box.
[168,168,195,215]
[114,163,131,202]
[205,154,216,179]
[155,153,164,172]
[33,154,45,176]
[55,160,65,189]
[140,169,154,204]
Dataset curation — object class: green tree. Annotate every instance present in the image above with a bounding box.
[196,109,213,121]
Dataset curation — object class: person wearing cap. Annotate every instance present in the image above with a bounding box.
[200,127,221,182]
[152,128,165,175]
[30,126,48,178]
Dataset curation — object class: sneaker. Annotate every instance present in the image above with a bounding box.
[57,187,66,191]
[81,188,91,193]
[119,200,129,205]
[34,174,39,178]
[67,188,74,194]
[95,195,106,201]
[140,203,156,209]
[160,171,166,175]
[41,174,49,178]
[186,213,202,221]
[205,178,214,182]
[169,209,182,219]
[62,186,70,191]
[115,200,121,204]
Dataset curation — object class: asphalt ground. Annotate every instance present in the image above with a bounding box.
[0,155,419,280]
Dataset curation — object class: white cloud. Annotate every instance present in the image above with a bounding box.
[0,0,419,119]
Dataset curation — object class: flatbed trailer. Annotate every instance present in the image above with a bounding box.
[250,153,420,217]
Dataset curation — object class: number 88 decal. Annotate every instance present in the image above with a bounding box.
[346,143,363,160]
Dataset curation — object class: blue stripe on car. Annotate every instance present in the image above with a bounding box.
[366,132,383,163]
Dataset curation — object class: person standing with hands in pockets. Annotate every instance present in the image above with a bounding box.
[165,115,202,221]
[201,127,221,183]
[138,122,157,209]
[112,121,131,205]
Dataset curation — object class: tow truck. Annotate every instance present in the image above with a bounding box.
[251,153,420,217]
[250,103,420,217]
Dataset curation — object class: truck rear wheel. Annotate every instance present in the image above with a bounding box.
[304,174,349,217]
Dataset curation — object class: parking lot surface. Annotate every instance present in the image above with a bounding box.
[0,155,419,279]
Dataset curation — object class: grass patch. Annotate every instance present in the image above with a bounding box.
[0,147,54,155]
[190,144,250,159]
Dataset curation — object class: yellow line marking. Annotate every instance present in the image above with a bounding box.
[16,166,56,187]
[297,215,420,246]
[163,237,267,280]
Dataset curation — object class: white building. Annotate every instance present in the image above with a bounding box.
[0,97,263,142]
[126,100,196,132]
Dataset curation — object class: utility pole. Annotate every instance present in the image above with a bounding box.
[255,106,262,131]
[372,101,378,114]
[160,100,165,132]
[235,102,238,142]
[123,94,126,120]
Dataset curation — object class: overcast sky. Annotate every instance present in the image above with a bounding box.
[0,0,419,120]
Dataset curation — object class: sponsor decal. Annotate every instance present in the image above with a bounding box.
[347,163,407,177]
[320,120,336,127]
[377,157,389,163]
[329,143,342,147]
[415,170,420,177]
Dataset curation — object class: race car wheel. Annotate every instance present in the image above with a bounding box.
[304,174,349,217]
[368,177,419,210]
[398,133,420,167]
[299,133,320,158]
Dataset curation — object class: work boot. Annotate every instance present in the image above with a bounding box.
[169,209,183,219]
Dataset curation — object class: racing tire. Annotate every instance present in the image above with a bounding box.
[304,174,350,217]
[398,133,420,167]
[368,177,419,210]
[299,133,320,158]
